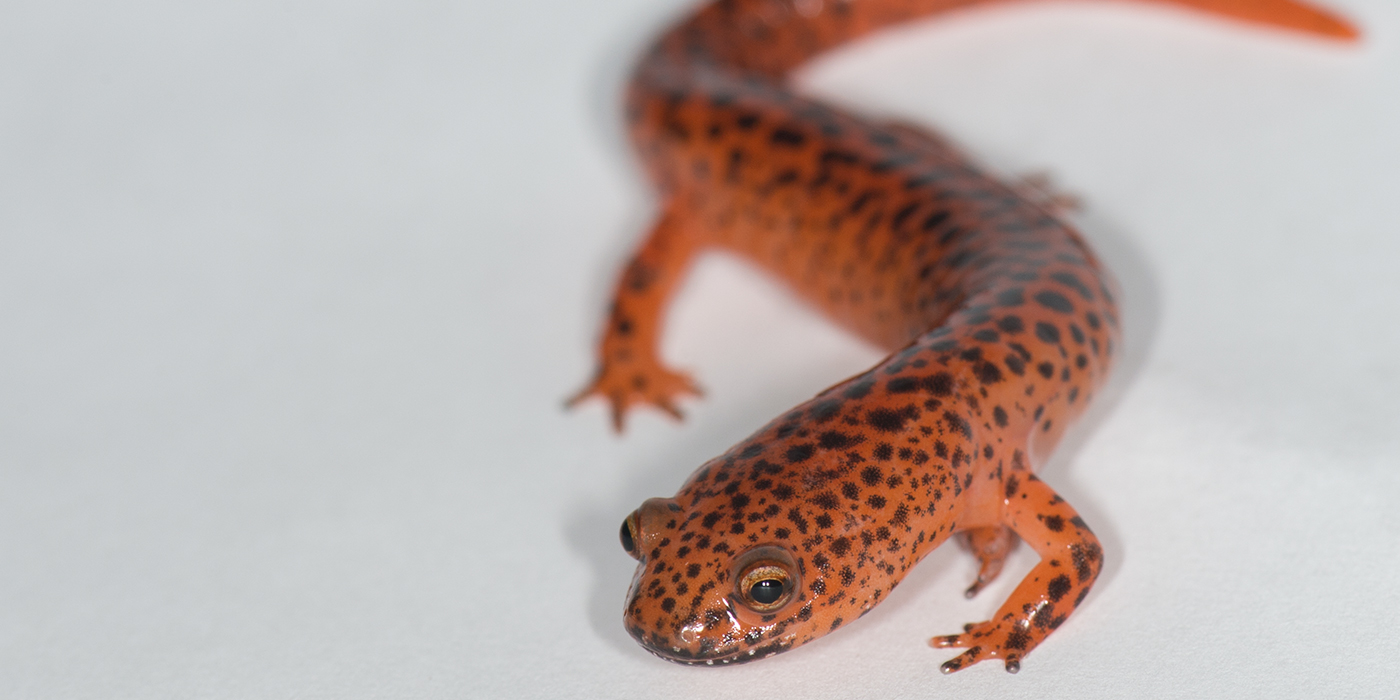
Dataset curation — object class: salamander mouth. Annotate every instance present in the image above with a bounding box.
[628,624,796,667]
[640,639,795,666]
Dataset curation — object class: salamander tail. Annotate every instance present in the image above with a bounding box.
[650,0,1357,81]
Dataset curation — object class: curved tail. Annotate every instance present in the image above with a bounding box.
[650,0,1358,79]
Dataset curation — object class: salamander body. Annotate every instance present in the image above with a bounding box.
[572,0,1356,673]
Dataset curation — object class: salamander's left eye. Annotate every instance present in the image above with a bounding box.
[619,512,640,560]
[737,563,793,612]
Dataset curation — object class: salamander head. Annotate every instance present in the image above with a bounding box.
[619,497,823,665]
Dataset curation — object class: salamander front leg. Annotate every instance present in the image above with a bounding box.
[568,209,703,432]
[932,474,1103,674]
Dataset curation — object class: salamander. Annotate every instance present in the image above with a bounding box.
[570,0,1357,673]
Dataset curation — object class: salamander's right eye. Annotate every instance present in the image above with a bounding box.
[619,512,640,560]
[737,563,794,612]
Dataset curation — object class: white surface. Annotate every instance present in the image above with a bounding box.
[2,0,1398,697]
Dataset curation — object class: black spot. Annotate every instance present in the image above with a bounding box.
[771,127,806,147]
[944,249,976,269]
[1034,290,1074,314]
[870,153,917,172]
[886,377,919,394]
[891,503,910,527]
[843,377,875,399]
[819,431,860,449]
[736,112,760,130]
[830,537,852,556]
[1042,515,1065,532]
[872,443,893,461]
[973,329,1000,343]
[905,170,952,189]
[1050,271,1095,301]
[787,508,809,534]
[1005,474,1020,499]
[974,361,1002,385]
[731,493,751,510]
[1037,362,1054,379]
[772,484,795,501]
[1005,354,1025,376]
[769,168,799,187]
[891,202,919,229]
[1085,311,1101,330]
[1069,324,1085,344]
[922,210,950,230]
[819,149,860,166]
[867,406,917,433]
[996,315,1024,334]
[841,482,860,500]
[866,494,886,509]
[1076,354,1088,369]
[993,406,1009,427]
[815,513,833,529]
[702,512,722,529]
[996,288,1024,307]
[786,444,815,463]
[811,492,840,510]
[1034,322,1060,344]
[840,566,856,586]
[1071,542,1100,583]
[860,466,883,486]
[942,410,972,438]
[925,372,954,396]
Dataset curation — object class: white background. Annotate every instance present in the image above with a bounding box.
[2,0,1397,697]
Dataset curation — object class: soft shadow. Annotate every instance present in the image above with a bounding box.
[1034,203,1163,602]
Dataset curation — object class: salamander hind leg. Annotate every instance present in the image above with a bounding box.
[932,474,1103,674]
[960,526,1018,599]
[569,209,703,432]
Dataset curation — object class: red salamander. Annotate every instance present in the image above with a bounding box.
[571,0,1358,673]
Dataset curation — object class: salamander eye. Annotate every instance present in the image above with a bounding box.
[750,578,785,605]
[737,563,793,612]
[619,512,640,560]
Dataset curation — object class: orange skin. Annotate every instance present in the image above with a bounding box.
[571,0,1357,673]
